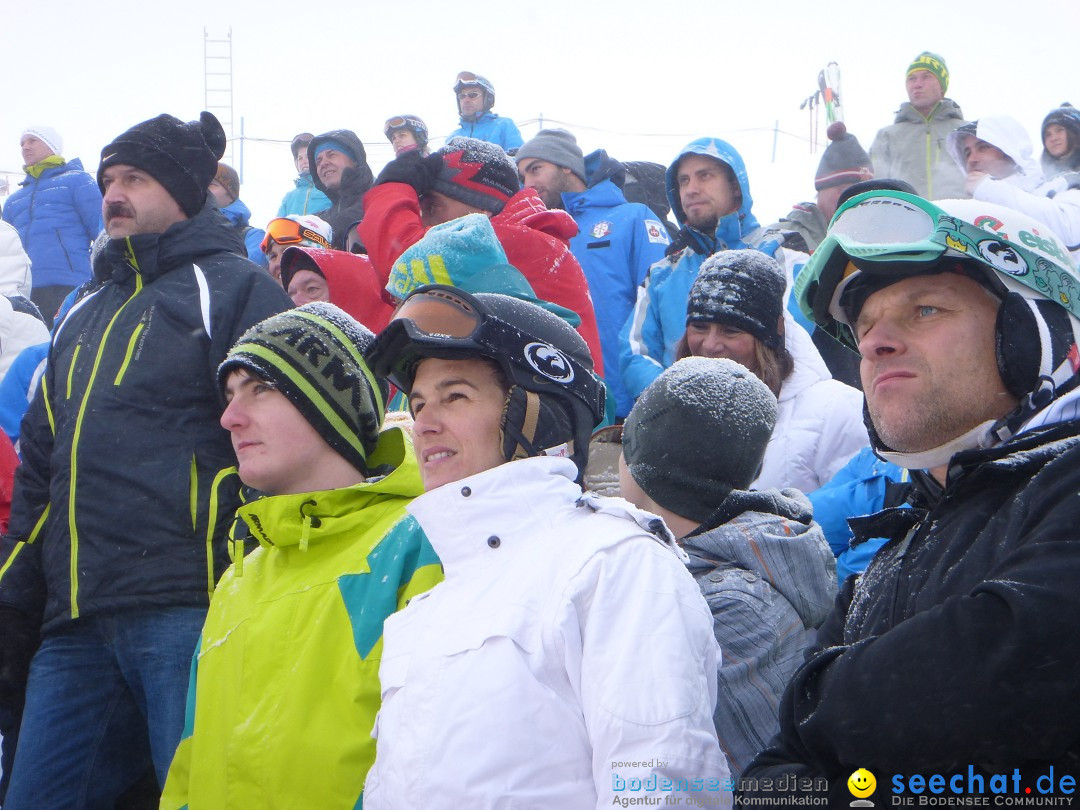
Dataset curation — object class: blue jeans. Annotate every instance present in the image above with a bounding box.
[4,606,206,809]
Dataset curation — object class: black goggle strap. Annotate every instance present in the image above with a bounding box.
[501,386,542,462]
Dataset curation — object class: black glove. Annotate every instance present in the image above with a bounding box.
[0,605,39,711]
[374,151,443,197]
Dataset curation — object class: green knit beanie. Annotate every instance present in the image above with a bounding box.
[218,303,388,474]
[907,51,949,95]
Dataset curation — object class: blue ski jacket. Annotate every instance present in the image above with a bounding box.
[2,159,102,289]
[277,173,331,218]
[563,150,671,417]
[618,138,781,401]
[448,113,523,152]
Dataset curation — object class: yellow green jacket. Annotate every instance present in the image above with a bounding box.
[162,427,442,809]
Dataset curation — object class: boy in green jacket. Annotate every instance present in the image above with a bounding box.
[162,302,442,808]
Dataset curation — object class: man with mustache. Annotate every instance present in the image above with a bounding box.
[0,111,290,808]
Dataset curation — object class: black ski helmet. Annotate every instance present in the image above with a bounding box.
[366,285,606,477]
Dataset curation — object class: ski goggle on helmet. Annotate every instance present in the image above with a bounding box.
[383,115,428,143]
[260,216,331,253]
[368,285,603,414]
[796,190,1080,351]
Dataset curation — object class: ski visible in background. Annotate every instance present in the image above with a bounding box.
[819,61,843,124]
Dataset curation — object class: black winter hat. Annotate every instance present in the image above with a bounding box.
[432,137,520,214]
[815,122,873,191]
[98,111,226,217]
[686,249,786,350]
[1042,104,1080,149]
[622,357,777,524]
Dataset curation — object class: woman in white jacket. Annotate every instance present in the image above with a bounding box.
[676,250,867,492]
[364,285,729,809]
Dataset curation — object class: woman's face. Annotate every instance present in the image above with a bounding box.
[1045,124,1072,159]
[685,321,759,372]
[409,356,508,491]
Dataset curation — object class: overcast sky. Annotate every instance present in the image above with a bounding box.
[4,0,1075,230]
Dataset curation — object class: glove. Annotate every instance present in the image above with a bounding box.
[0,605,39,711]
[375,151,443,197]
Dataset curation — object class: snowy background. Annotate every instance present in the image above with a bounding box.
[3,0,1074,231]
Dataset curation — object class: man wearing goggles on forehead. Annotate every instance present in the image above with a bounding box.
[259,214,332,281]
[363,285,728,808]
[447,71,523,151]
[743,191,1080,802]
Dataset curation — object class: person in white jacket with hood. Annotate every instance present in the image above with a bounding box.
[676,250,867,493]
[947,115,1080,259]
[364,284,729,809]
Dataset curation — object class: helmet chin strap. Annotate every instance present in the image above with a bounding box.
[877,419,998,472]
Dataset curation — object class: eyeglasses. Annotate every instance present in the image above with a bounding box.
[260,218,331,253]
[458,91,482,100]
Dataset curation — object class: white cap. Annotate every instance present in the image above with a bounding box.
[21,126,63,157]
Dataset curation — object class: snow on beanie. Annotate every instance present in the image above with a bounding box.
[907,51,949,95]
[21,126,63,157]
[218,303,388,474]
[516,129,586,184]
[686,249,786,350]
[97,111,227,217]
[432,137,520,214]
[622,357,777,524]
[815,122,873,191]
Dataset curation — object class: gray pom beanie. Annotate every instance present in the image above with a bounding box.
[622,357,777,524]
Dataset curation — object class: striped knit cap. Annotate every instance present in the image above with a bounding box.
[218,303,388,474]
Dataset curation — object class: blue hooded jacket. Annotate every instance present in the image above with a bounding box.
[618,138,781,400]
[220,198,269,269]
[2,158,102,289]
[562,150,671,417]
[277,173,331,218]
[448,112,523,152]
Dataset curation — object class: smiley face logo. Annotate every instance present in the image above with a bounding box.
[848,768,877,798]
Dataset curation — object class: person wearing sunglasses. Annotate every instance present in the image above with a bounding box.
[363,285,728,808]
[742,191,1080,803]
[259,214,332,281]
[447,71,523,151]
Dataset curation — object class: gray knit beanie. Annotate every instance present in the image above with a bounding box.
[622,357,777,524]
[515,129,586,184]
[686,250,786,350]
[815,122,873,191]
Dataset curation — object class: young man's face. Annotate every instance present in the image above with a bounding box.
[855,272,1018,456]
[409,356,508,492]
[20,135,53,166]
[220,369,347,495]
[905,69,944,114]
[457,88,485,118]
[960,135,1016,179]
[676,154,738,232]
[101,164,187,238]
[315,148,356,190]
[517,158,578,210]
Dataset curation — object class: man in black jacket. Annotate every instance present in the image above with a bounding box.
[308,128,374,250]
[743,190,1080,805]
[0,111,291,808]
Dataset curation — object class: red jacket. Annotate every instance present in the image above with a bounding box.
[359,184,604,374]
